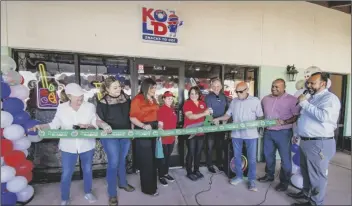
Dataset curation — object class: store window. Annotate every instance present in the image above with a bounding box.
[79,55,131,102]
[224,66,258,99]
[184,63,221,100]
[137,64,179,106]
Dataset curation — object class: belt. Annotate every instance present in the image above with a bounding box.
[301,137,334,141]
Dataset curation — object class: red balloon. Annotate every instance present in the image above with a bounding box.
[1,138,13,156]
[15,160,34,175]
[0,128,4,138]
[18,171,33,183]
[20,76,24,85]
[4,150,26,168]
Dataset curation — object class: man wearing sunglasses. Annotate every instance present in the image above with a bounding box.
[213,82,263,192]
[204,79,228,173]
[258,79,300,192]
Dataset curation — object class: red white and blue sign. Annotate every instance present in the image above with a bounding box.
[142,7,184,44]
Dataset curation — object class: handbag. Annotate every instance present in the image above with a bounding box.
[155,137,164,159]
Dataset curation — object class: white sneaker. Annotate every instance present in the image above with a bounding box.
[84,193,97,203]
[61,200,70,205]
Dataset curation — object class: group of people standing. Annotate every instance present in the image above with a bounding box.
[30,71,340,206]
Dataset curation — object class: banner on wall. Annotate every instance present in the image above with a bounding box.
[36,63,60,109]
[141,7,184,44]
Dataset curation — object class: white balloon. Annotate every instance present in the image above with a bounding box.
[1,157,4,166]
[22,149,29,157]
[291,174,303,189]
[294,88,305,98]
[292,164,301,174]
[1,111,14,128]
[327,78,331,89]
[6,176,28,193]
[13,137,31,151]
[3,70,22,86]
[3,124,25,141]
[10,85,29,100]
[1,56,17,73]
[27,135,43,143]
[16,185,34,202]
[1,165,16,183]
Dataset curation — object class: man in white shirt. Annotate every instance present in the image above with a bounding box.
[32,83,112,205]
[289,72,341,206]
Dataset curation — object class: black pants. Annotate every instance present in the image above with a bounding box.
[135,122,158,195]
[186,135,204,174]
[158,143,175,177]
[206,132,225,167]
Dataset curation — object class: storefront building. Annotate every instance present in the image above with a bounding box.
[1,1,351,183]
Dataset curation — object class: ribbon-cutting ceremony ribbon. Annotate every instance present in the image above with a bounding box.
[38,119,278,139]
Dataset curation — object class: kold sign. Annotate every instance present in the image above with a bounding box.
[142,7,184,44]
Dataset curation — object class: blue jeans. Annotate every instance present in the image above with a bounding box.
[101,138,131,198]
[263,129,292,184]
[232,138,257,181]
[61,149,94,201]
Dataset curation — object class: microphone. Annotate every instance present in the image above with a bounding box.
[296,90,308,106]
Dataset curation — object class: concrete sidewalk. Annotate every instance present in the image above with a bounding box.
[28,152,351,205]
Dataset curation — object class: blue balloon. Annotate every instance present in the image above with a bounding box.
[23,119,41,135]
[2,97,24,115]
[293,153,300,166]
[1,183,6,193]
[12,111,31,125]
[1,191,17,206]
[291,143,300,153]
[1,82,11,99]
[0,75,4,82]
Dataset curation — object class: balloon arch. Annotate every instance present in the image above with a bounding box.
[1,55,40,205]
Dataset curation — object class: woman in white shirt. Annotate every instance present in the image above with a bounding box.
[31,83,112,205]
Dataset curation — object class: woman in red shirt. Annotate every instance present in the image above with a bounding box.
[183,86,211,181]
[129,78,159,196]
[157,91,177,186]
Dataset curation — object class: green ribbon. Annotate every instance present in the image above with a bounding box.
[38,119,278,139]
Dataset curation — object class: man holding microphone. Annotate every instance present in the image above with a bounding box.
[289,72,340,206]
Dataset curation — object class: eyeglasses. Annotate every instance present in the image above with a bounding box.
[235,89,246,94]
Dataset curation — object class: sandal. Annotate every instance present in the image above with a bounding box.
[119,184,135,192]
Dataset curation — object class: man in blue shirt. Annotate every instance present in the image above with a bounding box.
[289,72,341,206]
[213,82,263,192]
[204,79,228,173]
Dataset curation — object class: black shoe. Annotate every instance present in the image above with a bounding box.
[275,182,288,192]
[287,191,309,200]
[257,175,274,182]
[194,171,204,179]
[159,177,168,186]
[164,174,175,182]
[208,166,216,173]
[291,202,312,206]
[217,165,224,171]
[118,184,135,192]
[186,173,198,181]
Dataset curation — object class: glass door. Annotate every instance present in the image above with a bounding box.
[132,58,184,168]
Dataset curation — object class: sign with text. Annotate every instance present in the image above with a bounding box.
[141,7,184,44]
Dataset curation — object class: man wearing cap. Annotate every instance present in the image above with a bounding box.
[258,79,300,192]
[204,79,228,173]
[213,82,263,191]
[289,72,340,206]
[157,91,178,186]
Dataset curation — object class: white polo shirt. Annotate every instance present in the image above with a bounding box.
[48,101,97,154]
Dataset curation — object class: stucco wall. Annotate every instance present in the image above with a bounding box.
[1,1,351,73]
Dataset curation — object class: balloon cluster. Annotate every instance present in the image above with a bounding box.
[290,143,303,189]
[1,56,41,205]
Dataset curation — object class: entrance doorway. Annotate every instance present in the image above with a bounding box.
[328,73,349,151]
[131,58,185,169]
